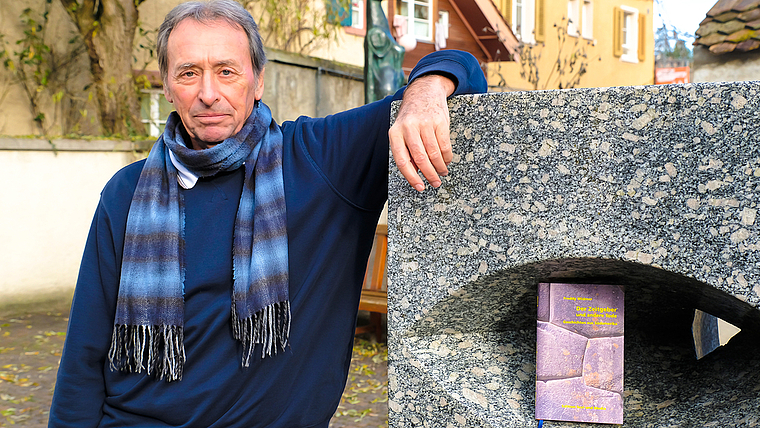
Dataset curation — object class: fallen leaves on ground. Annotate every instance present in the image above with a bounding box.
[1,312,389,428]
[331,338,388,428]
[0,312,68,427]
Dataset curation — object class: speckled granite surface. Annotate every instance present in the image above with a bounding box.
[387,82,760,427]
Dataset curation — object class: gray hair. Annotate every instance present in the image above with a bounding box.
[157,0,267,84]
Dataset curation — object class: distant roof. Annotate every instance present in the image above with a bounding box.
[694,0,760,54]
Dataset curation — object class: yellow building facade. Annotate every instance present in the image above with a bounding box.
[488,0,655,90]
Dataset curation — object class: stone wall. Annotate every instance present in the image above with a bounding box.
[387,82,760,426]
[263,49,364,122]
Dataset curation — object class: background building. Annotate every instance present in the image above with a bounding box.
[691,0,760,83]
[486,0,655,90]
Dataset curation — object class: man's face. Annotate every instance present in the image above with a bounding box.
[163,19,264,150]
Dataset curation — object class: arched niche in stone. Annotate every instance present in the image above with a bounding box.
[388,259,760,427]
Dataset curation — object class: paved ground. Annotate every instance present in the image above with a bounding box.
[0,310,387,428]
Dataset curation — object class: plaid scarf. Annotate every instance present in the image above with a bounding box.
[108,102,290,382]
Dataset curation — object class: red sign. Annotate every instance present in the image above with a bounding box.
[655,67,690,84]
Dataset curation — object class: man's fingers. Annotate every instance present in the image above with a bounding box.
[401,120,447,188]
[418,125,447,183]
[391,74,456,192]
[390,128,425,192]
[435,114,453,166]
[390,111,452,190]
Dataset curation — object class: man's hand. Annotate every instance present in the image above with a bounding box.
[389,74,456,192]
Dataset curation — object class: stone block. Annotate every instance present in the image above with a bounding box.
[388,82,760,427]
[583,336,624,394]
[536,321,587,380]
[536,377,623,425]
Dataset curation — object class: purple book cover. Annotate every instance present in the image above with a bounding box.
[536,283,624,425]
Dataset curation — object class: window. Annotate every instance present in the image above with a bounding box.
[351,0,363,30]
[613,5,644,63]
[396,0,434,41]
[514,0,535,43]
[567,0,579,36]
[501,0,542,43]
[435,10,449,50]
[581,0,593,39]
[515,0,523,34]
[140,89,173,137]
[621,6,637,62]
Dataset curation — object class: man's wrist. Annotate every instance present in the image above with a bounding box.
[408,73,456,98]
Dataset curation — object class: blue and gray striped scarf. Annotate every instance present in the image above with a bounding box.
[108,102,290,382]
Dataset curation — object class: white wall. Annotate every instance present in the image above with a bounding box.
[0,139,143,308]
[692,48,760,83]
[693,59,760,83]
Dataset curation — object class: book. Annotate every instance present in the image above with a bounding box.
[535,283,624,425]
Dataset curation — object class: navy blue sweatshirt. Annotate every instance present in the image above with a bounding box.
[49,50,487,427]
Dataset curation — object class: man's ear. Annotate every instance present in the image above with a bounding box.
[254,68,266,100]
[163,83,173,104]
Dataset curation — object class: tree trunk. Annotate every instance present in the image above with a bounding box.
[59,0,145,136]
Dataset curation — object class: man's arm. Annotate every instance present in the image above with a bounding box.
[48,205,112,427]
[390,51,488,192]
[48,166,138,427]
[280,50,487,209]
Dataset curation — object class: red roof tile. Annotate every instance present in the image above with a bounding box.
[735,0,760,12]
[746,18,760,29]
[713,11,741,22]
[695,0,760,53]
[738,8,760,21]
[707,0,743,16]
[708,0,760,15]
[709,42,738,53]
[725,28,760,41]
[737,39,760,50]
[697,32,729,45]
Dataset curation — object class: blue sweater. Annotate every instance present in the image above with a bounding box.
[49,51,486,428]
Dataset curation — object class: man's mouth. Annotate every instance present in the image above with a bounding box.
[194,112,229,123]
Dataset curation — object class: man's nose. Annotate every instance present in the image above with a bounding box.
[198,72,219,106]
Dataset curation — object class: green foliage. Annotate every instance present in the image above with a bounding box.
[135,24,158,72]
[239,0,350,53]
[0,7,52,132]
[0,3,87,135]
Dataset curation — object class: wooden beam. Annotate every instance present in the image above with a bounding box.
[448,0,494,61]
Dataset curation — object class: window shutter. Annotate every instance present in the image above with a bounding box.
[503,0,512,28]
[327,0,351,26]
[638,13,646,61]
[612,7,623,57]
[535,0,546,42]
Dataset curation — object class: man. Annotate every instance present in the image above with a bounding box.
[48,1,486,426]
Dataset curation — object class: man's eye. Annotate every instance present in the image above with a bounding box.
[221,69,232,76]
[183,71,195,78]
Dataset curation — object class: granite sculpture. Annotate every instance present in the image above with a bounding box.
[387,82,760,427]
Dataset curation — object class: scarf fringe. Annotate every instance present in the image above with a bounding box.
[231,301,291,366]
[108,324,186,382]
